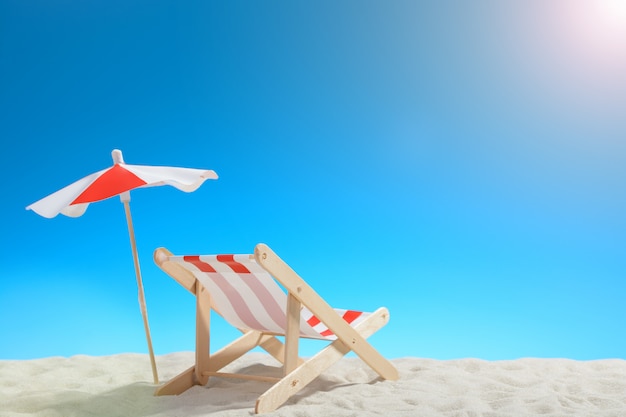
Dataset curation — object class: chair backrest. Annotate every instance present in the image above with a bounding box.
[165,254,365,340]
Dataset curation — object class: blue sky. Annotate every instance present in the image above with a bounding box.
[1,1,625,361]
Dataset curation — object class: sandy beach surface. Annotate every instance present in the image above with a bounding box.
[1,352,625,416]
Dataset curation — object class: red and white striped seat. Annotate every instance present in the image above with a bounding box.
[167,254,370,340]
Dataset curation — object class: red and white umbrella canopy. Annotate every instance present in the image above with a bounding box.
[26,149,218,384]
[27,149,218,218]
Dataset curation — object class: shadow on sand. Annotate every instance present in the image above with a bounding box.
[36,362,377,417]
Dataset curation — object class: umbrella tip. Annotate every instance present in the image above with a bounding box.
[112,149,124,164]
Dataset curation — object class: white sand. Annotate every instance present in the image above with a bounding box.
[1,352,625,416]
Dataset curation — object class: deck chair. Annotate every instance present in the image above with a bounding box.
[153,243,398,413]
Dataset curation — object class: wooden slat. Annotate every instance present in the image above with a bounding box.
[201,371,280,384]
[195,284,211,385]
[254,243,398,381]
[283,293,301,376]
[154,366,196,396]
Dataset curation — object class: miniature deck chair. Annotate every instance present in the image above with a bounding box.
[153,243,398,413]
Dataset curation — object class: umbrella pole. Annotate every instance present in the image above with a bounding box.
[122,199,159,385]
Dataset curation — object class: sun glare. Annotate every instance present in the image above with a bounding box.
[603,0,626,18]
[550,0,626,85]
[575,0,626,46]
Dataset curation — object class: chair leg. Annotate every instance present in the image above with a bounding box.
[284,293,301,375]
[255,307,393,414]
[155,284,212,396]
[155,366,196,396]
[195,285,211,386]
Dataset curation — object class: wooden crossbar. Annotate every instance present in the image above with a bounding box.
[201,372,281,383]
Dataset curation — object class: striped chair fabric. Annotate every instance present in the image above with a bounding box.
[166,253,370,341]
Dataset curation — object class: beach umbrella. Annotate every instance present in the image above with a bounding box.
[26,149,218,384]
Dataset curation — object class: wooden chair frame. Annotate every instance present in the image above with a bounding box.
[153,243,398,414]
